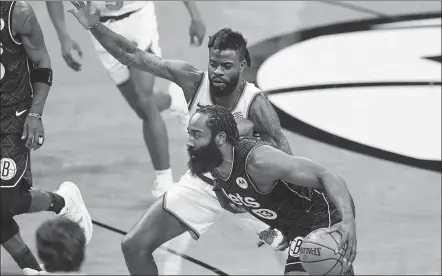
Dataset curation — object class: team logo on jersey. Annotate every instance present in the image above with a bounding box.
[289,236,304,257]
[236,177,248,189]
[1,158,17,181]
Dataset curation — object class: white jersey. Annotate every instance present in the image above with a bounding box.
[188,72,262,120]
[93,1,150,17]
[188,72,263,179]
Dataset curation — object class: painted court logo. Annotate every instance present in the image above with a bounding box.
[249,13,441,172]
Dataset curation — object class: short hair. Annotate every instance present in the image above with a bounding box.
[208,28,252,67]
[195,103,240,145]
[36,217,86,273]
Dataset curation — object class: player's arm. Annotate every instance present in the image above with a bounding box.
[182,1,203,23]
[12,1,52,115]
[248,93,292,154]
[46,1,68,41]
[247,145,355,221]
[182,1,206,45]
[91,23,202,101]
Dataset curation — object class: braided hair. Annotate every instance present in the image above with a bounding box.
[208,28,251,67]
[195,103,240,145]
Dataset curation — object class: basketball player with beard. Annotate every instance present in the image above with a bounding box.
[188,104,357,275]
[69,2,290,274]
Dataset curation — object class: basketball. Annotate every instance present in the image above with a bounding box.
[300,228,349,275]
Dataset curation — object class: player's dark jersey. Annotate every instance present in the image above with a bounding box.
[212,137,341,237]
[0,1,33,134]
[0,1,33,107]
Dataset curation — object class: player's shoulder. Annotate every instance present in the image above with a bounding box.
[11,1,35,32]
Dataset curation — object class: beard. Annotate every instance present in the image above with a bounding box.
[187,138,223,176]
[210,74,240,97]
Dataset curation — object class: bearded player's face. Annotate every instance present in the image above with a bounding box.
[208,49,244,97]
[186,113,224,176]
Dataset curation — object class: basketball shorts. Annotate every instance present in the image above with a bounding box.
[91,2,162,85]
[1,133,32,244]
[285,191,355,274]
[163,170,224,240]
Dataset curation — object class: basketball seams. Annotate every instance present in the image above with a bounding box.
[324,258,341,275]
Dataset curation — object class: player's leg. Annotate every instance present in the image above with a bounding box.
[1,185,42,272]
[121,197,188,275]
[126,66,173,195]
[121,172,224,275]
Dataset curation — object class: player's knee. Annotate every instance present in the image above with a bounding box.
[133,95,161,122]
[121,231,156,257]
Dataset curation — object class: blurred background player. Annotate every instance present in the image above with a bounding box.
[46,0,206,198]
[0,1,92,274]
[23,217,87,275]
[188,104,357,275]
[67,2,292,274]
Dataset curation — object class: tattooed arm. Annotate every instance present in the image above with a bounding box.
[248,93,292,154]
[91,24,203,101]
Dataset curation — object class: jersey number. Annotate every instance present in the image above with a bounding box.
[1,18,5,81]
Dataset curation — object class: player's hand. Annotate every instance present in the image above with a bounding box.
[236,118,254,137]
[21,116,45,151]
[60,36,83,71]
[189,19,205,46]
[68,1,101,30]
[326,219,357,265]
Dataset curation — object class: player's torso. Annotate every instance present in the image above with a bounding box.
[0,1,33,108]
[212,138,330,235]
[93,1,150,17]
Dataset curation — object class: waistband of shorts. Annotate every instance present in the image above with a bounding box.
[99,9,140,23]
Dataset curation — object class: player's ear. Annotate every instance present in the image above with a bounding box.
[216,132,227,146]
[239,59,246,73]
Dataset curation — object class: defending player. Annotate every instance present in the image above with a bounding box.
[46,1,206,197]
[68,2,291,274]
[0,1,92,273]
[189,104,357,275]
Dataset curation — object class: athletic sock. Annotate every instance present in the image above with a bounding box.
[155,168,174,187]
[46,192,65,214]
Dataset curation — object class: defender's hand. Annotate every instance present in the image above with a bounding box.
[21,116,45,151]
[68,1,101,30]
